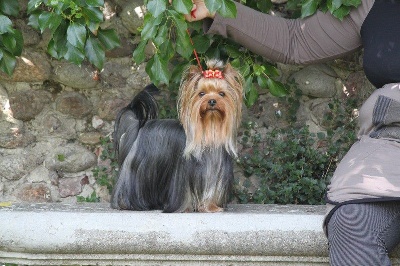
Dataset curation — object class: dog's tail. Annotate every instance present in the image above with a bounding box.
[113,84,159,165]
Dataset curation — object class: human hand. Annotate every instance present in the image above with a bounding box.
[169,0,215,21]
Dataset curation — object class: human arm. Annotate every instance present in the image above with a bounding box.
[200,1,373,65]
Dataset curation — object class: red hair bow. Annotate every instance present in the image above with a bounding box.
[203,69,223,79]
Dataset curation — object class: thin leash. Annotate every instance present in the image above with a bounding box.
[186,9,223,79]
[186,29,203,72]
[187,8,204,72]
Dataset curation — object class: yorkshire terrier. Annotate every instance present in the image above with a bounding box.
[110,59,243,212]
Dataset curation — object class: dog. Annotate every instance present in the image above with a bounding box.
[110,59,243,212]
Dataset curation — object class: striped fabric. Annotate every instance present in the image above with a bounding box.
[327,202,400,265]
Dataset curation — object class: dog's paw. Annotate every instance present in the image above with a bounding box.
[198,203,224,213]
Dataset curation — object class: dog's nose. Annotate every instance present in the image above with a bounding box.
[208,99,217,107]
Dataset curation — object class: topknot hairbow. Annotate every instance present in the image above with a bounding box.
[203,69,224,79]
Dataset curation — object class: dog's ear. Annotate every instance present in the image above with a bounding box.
[223,63,234,75]
[186,65,202,80]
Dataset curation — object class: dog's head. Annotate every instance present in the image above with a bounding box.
[178,59,244,159]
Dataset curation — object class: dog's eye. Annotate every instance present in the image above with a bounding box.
[219,92,225,97]
[198,92,205,97]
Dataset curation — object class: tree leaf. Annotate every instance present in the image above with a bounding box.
[153,23,169,47]
[141,13,163,40]
[266,78,288,97]
[0,0,19,16]
[67,23,87,50]
[85,37,105,69]
[147,0,166,18]
[172,0,193,14]
[146,53,170,85]
[132,39,147,64]
[97,29,120,50]
[176,30,193,59]
[191,34,211,53]
[170,61,191,84]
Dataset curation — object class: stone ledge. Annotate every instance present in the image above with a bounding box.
[0,203,398,266]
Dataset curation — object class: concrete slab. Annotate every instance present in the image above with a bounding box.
[0,203,398,265]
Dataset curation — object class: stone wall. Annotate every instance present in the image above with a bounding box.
[0,0,374,204]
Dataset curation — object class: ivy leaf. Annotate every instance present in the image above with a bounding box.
[0,0,19,17]
[257,74,268,88]
[85,37,105,69]
[266,78,288,97]
[256,0,273,13]
[67,23,87,50]
[1,33,16,55]
[132,39,147,64]
[343,0,361,7]
[82,6,104,24]
[332,5,351,20]
[0,15,13,34]
[301,0,321,18]
[172,0,193,14]
[219,0,237,18]
[147,0,166,18]
[1,30,24,56]
[85,0,105,7]
[204,0,222,15]
[27,0,42,13]
[64,42,85,65]
[38,12,63,34]
[97,29,120,50]
[244,77,258,107]
[0,50,16,76]
[28,13,40,30]
[328,0,342,12]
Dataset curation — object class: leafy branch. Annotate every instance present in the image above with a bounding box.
[133,0,362,106]
[0,0,23,76]
[27,0,120,70]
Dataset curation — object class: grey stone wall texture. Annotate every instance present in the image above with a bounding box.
[0,0,374,204]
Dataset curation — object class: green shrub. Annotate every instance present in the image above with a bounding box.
[234,91,358,205]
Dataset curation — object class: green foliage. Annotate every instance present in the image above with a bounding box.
[28,0,120,70]
[134,0,362,106]
[0,0,23,76]
[92,136,117,194]
[235,90,358,205]
[77,191,99,202]
[238,124,333,204]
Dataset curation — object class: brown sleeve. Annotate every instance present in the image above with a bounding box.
[204,0,374,65]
